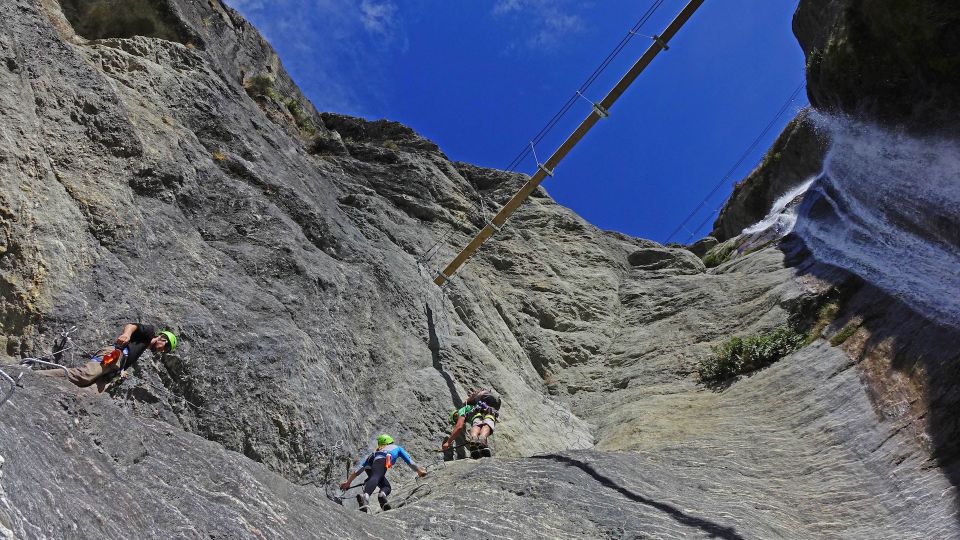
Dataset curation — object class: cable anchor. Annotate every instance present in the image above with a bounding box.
[629,31,669,51]
[652,34,669,50]
[576,91,609,119]
[529,141,554,177]
[435,269,454,286]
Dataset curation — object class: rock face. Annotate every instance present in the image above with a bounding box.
[794,0,960,134]
[0,0,958,538]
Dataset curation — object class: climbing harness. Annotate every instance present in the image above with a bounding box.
[468,400,500,422]
[433,0,705,285]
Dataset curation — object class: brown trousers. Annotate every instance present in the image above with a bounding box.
[39,346,121,388]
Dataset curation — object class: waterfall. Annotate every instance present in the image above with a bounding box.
[742,176,817,236]
[791,114,960,328]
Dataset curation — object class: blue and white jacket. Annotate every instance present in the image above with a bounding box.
[354,444,419,475]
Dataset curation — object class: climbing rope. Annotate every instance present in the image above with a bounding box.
[18,325,82,376]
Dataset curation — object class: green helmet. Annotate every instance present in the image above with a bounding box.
[376,434,394,446]
[159,330,178,352]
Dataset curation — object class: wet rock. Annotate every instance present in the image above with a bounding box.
[712,110,828,241]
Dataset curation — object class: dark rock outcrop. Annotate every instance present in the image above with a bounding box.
[711,110,828,241]
[794,0,960,133]
[716,0,960,240]
[685,236,718,258]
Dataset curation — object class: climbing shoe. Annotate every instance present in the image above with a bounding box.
[480,446,492,458]
[378,494,391,511]
[357,493,370,513]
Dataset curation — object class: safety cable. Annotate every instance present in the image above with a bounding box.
[663,80,807,244]
[0,369,18,408]
[418,0,667,273]
[503,0,667,173]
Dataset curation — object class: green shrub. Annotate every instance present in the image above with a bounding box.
[702,240,736,268]
[60,0,188,42]
[382,139,400,151]
[245,75,280,102]
[697,327,805,383]
[804,302,839,345]
[829,323,858,346]
[284,98,317,136]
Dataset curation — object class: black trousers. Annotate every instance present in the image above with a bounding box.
[363,459,392,497]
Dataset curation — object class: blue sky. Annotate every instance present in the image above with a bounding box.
[224,0,807,243]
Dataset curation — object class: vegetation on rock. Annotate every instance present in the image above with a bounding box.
[829,323,858,346]
[59,0,189,43]
[702,239,737,268]
[284,98,317,136]
[245,74,280,102]
[697,327,806,383]
[805,301,840,345]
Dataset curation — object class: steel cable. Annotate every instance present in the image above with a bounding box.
[664,80,807,244]
[504,0,668,173]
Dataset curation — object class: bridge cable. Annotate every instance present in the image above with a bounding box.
[663,80,807,244]
[434,0,708,286]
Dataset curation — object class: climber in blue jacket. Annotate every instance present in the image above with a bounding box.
[340,434,426,512]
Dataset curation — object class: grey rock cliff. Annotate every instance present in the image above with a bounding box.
[0,0,958,538]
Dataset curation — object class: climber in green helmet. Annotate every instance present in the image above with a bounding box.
[340,434,426,512]
[442,388,501,459]
[39,322,178,390]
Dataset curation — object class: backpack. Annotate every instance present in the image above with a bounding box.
[466,390,501,411]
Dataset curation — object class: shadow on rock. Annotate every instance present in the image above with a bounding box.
[426,304,461,410]
[781,234,960,519]
[533,454,746,540]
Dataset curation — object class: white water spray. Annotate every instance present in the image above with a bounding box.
[791,114,960,328]
[742,176,817,237]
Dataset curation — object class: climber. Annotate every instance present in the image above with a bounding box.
[442,401,474,460]
[339,434,426,512]
[38,323,177,389]
[443,389,501,459]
